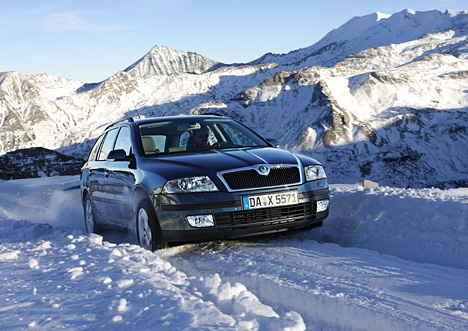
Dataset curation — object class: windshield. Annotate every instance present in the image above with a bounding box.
[138,118,270,156]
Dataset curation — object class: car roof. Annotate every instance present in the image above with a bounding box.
[133,114,229,126]
[104,114,231,131]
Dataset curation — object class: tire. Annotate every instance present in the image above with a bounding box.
[136,199,166,251]
[84,194,99,233]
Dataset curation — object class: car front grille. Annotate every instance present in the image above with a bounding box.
[214,201,316,229]
[220,166,301,191]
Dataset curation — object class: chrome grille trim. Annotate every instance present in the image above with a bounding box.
[217,164,303,192]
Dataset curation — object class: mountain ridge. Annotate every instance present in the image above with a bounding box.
[250,9,468,68]
[123,44,221,77]
[1,8,468,188]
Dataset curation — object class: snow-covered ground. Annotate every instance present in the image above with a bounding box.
[0,176,467,330]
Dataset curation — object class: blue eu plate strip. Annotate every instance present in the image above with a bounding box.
[243,197,250,210]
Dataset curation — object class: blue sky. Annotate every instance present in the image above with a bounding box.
[1,0,466,83]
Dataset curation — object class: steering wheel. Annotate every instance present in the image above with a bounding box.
[211,141,228,148]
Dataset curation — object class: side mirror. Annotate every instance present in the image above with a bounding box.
[107,149,129,161]
[266,138,280,148]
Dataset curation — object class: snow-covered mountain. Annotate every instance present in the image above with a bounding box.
[250,9,468,68]
[124,44,221,77]
[1,9,468,188]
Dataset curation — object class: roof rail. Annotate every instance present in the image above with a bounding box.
[201,112,224,117]
[105,117,134,130]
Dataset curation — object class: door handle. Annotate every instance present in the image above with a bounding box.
[105,170,110,178]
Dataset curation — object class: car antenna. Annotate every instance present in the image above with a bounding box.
[132,102,142,120]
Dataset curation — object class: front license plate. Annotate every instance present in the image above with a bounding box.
[243,191,298,210]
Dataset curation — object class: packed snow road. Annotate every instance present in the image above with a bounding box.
[0,176,467,330]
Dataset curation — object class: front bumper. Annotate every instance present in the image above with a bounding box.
[153,179,329,244]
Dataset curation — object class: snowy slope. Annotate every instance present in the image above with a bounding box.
[0,176,467,330]
[230,51,468,187]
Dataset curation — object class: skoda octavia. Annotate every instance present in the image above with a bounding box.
[80,115,329,251]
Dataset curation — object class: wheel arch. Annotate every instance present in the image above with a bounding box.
[132,185,153,213]
[81,188,90,204]
[134,188,167,250]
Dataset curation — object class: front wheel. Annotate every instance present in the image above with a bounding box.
[84,194,99,233]
[136,199,166,251]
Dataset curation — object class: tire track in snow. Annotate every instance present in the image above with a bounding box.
[161,238,468,331]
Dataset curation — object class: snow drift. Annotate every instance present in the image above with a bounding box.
[0,176,467,330]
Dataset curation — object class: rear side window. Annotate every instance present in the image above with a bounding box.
[97,129,119,161]
[114,127,132,156]
[87,135,104,162]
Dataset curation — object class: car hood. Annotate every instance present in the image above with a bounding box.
[141,147,308,180]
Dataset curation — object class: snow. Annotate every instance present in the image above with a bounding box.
[2,10,468,328]
[0,176,467,330]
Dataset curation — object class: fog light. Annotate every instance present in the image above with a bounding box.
[317,199,329,212]
[186,215,214,228]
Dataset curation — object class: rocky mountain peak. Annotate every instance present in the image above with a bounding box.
[123,44,220,78]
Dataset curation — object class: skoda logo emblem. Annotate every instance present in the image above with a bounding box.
[257,165,270,176]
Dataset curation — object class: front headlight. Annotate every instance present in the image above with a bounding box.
[163,176,219,193]
[304,165,326,181]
